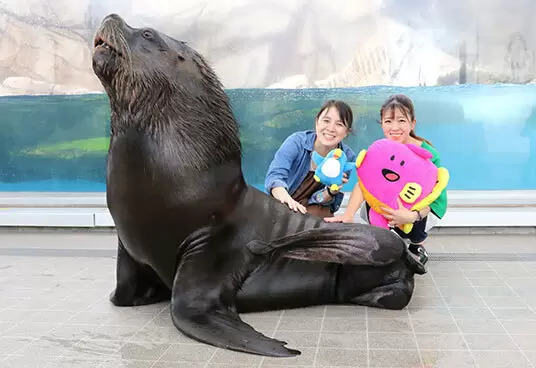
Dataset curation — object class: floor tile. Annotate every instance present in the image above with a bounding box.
[0,336,35,355]
[0,354,56,368]
[367,308,410,319]
[473,286,517,297]
[407,296,445,308]
[205,364,256,368]
[449,307,496,320]
[433,277,472,287]
[210,348,263,365]
[442,295,487,308]
[272,317,322,332]
[510,334,536,351]
[315,348,368,367]
[455,319,506,334]
[368,332,417,350]
[369,349,421,367]
[410,318,460,334]
[472,350,533,367]
[463,333,519,351]
[492,307,536,320]
[47,357,110,368]
[461,269,499,278]
[415,333,468,350]
[483,296,528,308]
[272,331,320,348]
[324,305,365,318]
[407,307,451,320]
[525,351,536,366]
[130,325,193,344]
[322,317,366,332]
[420,350,476,368]
[118,342,171,361]
[412,286,441,298]
[2,321,58,338]
[69,339,123,359]
[318,332,367,349]
[157,343,216,363]
[468,277,506,287]
[437,286,475,297]
[501,320,536,335]
[98,360,157,368]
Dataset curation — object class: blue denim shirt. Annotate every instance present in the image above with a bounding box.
[264,130,357,213]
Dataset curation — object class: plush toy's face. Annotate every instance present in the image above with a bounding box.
[357,139,437,208]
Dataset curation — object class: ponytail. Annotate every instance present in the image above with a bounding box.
[410,130,433,146]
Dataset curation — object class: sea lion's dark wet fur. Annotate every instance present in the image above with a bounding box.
[92,14,424,358]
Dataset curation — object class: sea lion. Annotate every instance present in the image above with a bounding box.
[92,13,425,358]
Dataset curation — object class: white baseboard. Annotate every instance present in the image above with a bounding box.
[1,190,535,228]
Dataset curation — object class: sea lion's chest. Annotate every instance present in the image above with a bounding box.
[105,130,243,264]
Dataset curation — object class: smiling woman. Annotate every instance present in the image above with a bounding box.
[264,99,357,218]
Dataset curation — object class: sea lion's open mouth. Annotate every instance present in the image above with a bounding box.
[93,35,121,56]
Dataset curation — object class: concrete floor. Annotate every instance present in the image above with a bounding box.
[0,229,535,367]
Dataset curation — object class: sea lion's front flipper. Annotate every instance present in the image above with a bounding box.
[247,223,403,266]
[170,228,301,357]
[110,237,171,306]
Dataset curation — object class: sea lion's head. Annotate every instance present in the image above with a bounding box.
[92,14,241,161]
[92,14,226,115]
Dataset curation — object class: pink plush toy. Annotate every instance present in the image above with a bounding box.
[355,139,449,233]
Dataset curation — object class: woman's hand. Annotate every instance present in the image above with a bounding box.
[324,213,354,223]
[328,172,349,196]
[271,187,307,214]
[381,198,418,227]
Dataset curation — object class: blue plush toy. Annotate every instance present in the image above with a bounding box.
[312,148,357,192]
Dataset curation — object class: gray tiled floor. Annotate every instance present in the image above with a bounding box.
[0,230,535,367]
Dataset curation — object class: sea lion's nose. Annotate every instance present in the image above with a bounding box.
[102,13,126,26]
[105,13,122,21]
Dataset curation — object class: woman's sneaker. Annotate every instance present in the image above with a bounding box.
[408,243,429,265]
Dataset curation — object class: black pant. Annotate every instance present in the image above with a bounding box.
[365,204,428,243]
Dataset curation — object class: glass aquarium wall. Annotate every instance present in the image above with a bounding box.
[1,0,535,194]
[1,84,535,193]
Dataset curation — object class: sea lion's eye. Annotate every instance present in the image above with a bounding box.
[177,53,185,61]
[142,30,154,39]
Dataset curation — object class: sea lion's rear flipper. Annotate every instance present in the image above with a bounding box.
[170,229,301,357]
[350,278,414,310]
[247,223,403,267]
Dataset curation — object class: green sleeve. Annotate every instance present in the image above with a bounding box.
[423,142,448,219]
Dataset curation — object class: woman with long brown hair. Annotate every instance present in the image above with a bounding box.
[265,100,357,218]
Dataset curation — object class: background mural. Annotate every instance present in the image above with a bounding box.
[0,0,535,192]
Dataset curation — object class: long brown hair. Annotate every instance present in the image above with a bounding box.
[379,94,433,146]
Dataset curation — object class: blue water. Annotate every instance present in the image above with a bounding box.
[0,180,106,192]
[0,84,535,192]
